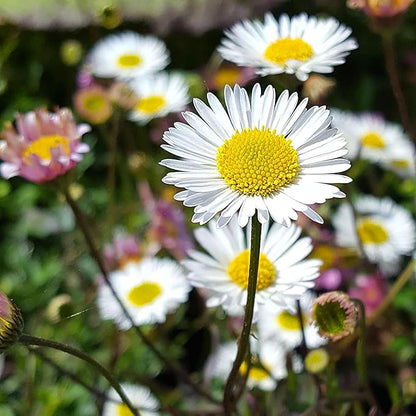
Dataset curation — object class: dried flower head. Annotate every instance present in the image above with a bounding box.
[311,291,358,341]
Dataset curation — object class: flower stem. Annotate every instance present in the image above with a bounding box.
[223,214,262,415]
[296,299,308,359]
[353,299,368,388]
[382,34,414,142]
[62,187,219,405]
[19,334,140,416]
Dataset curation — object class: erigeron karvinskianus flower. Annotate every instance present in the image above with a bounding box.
[311,291,358,341]
[161,84,351,228]
[347,0,414,18]
[331,109,414,166]
[73,85,112,125]
[333,195,416,275]
[0,290,23,352]
[0,108,90,183]
[102,383,161,416]
[86,31,169,81]
[218,13,358,82]
[128,72,190,125]
[183,217,321,319]
[97,257,190,329]
[204,340,288,391]
[257,290,326,350]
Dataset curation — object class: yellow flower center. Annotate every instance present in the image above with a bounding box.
[117,403,134,416]
[227,249,276,291]
[214,68,240,88]
[23,135,71,164]
[84,94,106,111]
[127,282,162,306]
[311,245,336,271]
[361,132,385,148]
[216,127,300,196]
[239,361,270,381]
[304,348,329,374]
[136,96,166,114]
[390,159,409,169]
[276,310,308,331]
[357,219,388,244]
[117,53,142,68]
[264,38,313,65]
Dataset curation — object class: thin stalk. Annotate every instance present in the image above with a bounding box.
[296,299,308,359]
[368,258,416,326]
[223,215,262,415]
[353,299,368,389]
[19,334,140,416]
[62,187,219,405]
[382,35,414,142]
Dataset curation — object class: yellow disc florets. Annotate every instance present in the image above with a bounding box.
[23,135,71,164]
[227,249,276,291]
[216,127,300,196]
[264,38,313,66]
[357,218,389,244]
[127,282,162,307]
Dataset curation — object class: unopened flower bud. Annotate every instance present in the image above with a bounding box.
[311,291,358,341]
[0,291,23,352]
[305,348,330,374]
[60,39,83,66]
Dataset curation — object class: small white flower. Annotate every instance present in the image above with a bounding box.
[161,83,351,228]
[87,31,169,80]
[218,13,357,81]
[102,383,160,416]
[204,340,287,391]
[183,217,321,319]
[333,195,416,275]
[257,290,326,350]
[331,110,413,165]
[97,258,191,329]
[128,72,190,125]
[379,139,416,178]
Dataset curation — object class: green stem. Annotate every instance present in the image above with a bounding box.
[223,215,262,415]
[62,187,219,405]
[353,299,368,389]
[19,334,140,416]
[296,299,308,359]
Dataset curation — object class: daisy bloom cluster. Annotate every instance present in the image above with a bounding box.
[331,109,416,177]
[102,383,161,416]
[97,257,190,329]
[182,217,321,319]
[257,290,326,350]
[333,195,416,274]
[0,108,90,183]
[204,340,288,391]
[218,13,358,81]
[161,83,351,228]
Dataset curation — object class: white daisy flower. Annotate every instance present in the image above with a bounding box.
[331,109,413,164]
[97,258,191,329]
[183,217,322,319]
[128,72,190,125]
[333,195,416,275]
[102,383,161,416]
[379,139,416,178]
[161,83,351,228]
[204,340,287,391]
[217,13,358,82]
[87,32,169,80]
[257,290,326,351]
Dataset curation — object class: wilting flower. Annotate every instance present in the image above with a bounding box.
[218,13,358,81]
[86,31,169,81]
[331,109,413,165]
[0,290,23,352]
[302,74,336,105]
[333,195,416,275]
[128,72,190,125]
[257,291,326,350]
[204,340,288,391]
[311,291,358,341]
[348,273,388,316]
[73,85,112,125]
[183,217,321,318]
[0,108,90,183]
[97,258,191,329]
[102,383,161,416]
[347,0,414,18]
[304,348,330,373]
[161,84,351,228]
